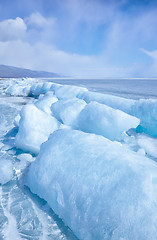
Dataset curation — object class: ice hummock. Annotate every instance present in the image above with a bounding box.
[15,103,60,154]
[77,101,140,141]
[34,92,58,114]
[26,129,157,240]
[54,84,88,99]
[0,88,76,240]
[4,78,157,137]
[51,98,86,127]
[78,91,157,137]
[2,77,157,240]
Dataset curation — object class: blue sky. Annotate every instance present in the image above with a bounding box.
[0,0,157,78]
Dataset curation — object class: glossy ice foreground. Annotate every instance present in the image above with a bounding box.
[27,129,157,240]
[0,94,77,240]
[1,78,157,240]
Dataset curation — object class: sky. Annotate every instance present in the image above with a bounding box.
[0,0,157,78]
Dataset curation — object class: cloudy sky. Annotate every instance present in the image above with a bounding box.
[0,0,157,78]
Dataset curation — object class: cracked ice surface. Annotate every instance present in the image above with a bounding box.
[2,78,157,240]
[0,91,77,240]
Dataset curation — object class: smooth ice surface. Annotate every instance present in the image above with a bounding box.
[51,98,86,127]
[34,92,58,114]
[78,91,157,137]
[0,160,13,185]
[15,103,60,154]
[17,153,34,162]
[26,129,157,240]
[77,101,140,140]
[78,90,135,114]
[132,99,157,137]
[54,85,88,99]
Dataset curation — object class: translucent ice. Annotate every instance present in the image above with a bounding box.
[15,104,60,154]
[30,82,53,97]
[0,160,13,185]
[34,93,58,114]
[26,129,157,240]
[14,114,21,127]
[51,98,86,127]
[78,91,157,137]
[78,90,135,114]
[132,99,157,137]
[77,101,140,141]
[54,84,88,99]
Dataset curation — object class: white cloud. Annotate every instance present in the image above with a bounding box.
[0,3,157,78]
[0,39,136,78]
[139,48,157,77]
[0,17,27,41]
[25,12,56,28]
[59,0,124,26]
[140,48,157,60]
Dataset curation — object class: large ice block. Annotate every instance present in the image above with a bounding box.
[34,92,58,115]
[77,101,140,140]
[26,129,157,240]
[15,104,60,154]
[51,98,86,127]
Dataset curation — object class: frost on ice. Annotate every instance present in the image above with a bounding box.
[26,129,157,240]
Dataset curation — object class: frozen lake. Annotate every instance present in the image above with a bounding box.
[0,88,78,239]
[1,78,157,240]
[45,78,157,99]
